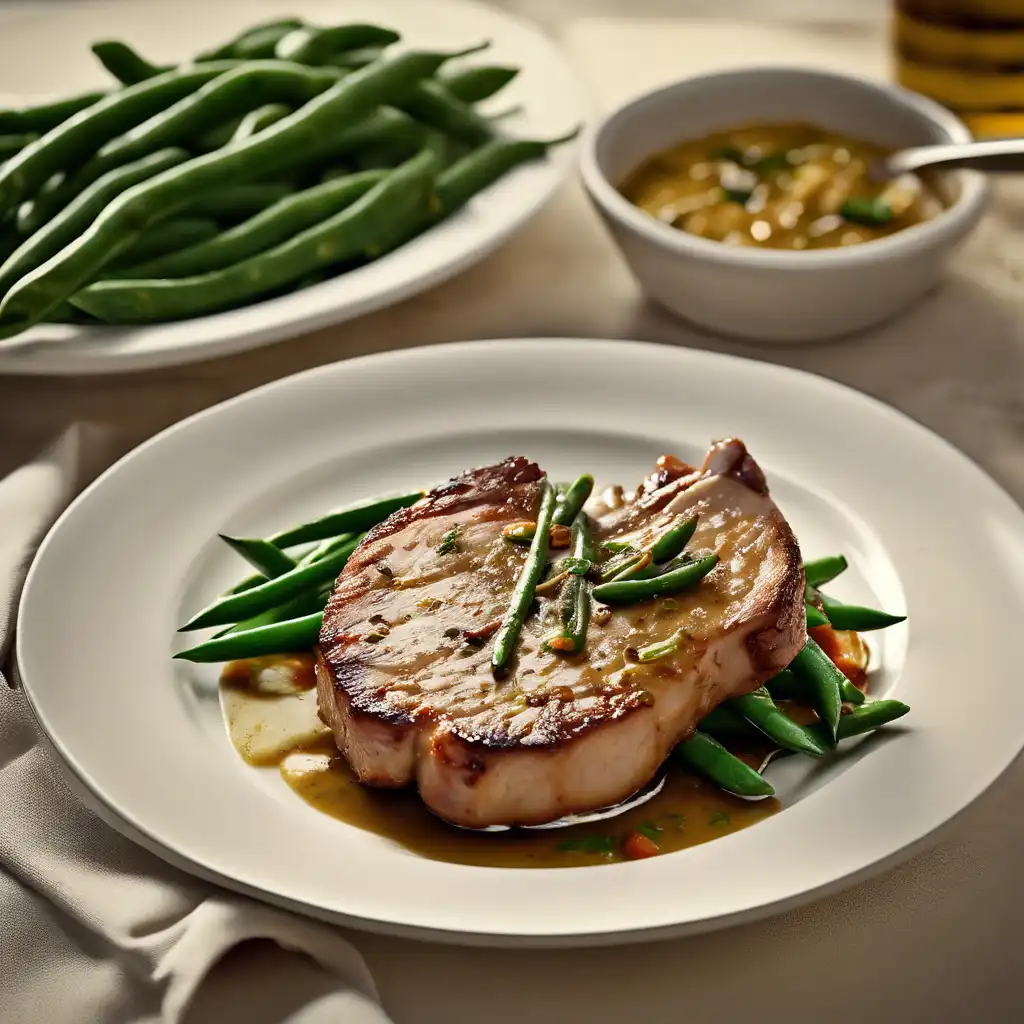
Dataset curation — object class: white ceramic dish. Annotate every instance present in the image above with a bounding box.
[0,0,586,375]
[17,338,1024,947]
[579,66,989,342]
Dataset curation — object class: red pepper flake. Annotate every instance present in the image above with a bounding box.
[623,832,660,860]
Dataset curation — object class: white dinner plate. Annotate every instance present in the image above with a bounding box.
[17,339,1024,946]
[0,0,586,375]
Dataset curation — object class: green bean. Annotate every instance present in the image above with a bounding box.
[180,182,295,223]
[43,301,100,325]
[0,148,188,300]
[637,630,685,662]
[120,171,382,279]
[218,535,363,633]
[803,554,848,589]
[767,666,865,706]
[558,512,595,654]
[696,705,757,741]
[434,128,579,215]
[553,474,594,527]
[197,19,304,61]
[728,686,828,757]
[805,602,829,627]
[105,218,220,273]
[283,107,426,181]
[71,148,438,322]
[649,517,697,563]
[193,116,246,154]
[396,80,495,146]
[0,133,38,161]
[269,492,421,548]
[828,699,910,742]
[217,585,332,638]
[92,41,164,84]
[674,731,775,798]
[441,65,520,104]
[0,91,108,135]
[0,62,241,220]
[175,611,324,663]
[231,103,292,142]
[789,638,843,743]
[493,478,557,671]
[592,553,718,605]
[181,534,361,631]
[220,535,296,577]
[326,47,385,71]
[78,62,343,190]
[225,532,358,595]
[274,25,401,65]
[817,593,906,631]
[0,46,482,336]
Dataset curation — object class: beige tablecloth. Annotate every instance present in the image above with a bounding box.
[1,5,1022,1023]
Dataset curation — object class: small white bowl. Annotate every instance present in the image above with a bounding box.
[579,66,990,343]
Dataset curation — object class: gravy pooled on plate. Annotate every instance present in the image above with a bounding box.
[621,122,945,250]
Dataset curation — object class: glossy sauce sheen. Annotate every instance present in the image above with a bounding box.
[220,655,780,867]
[621,122,945,250]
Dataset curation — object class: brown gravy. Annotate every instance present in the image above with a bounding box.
[220,654,780,868]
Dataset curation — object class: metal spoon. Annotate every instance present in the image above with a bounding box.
[873,137,1024,180]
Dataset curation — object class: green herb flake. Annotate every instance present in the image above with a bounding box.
[562,556,592,576]
[722,187,753,206]
[558,836,615,855]
[636,822,662,842]
[840,197,893,227]
[437,527,460,555]
[602,541,634,554]
[708,811,731,827]
[709,145,744,164]
[755,152,792,175]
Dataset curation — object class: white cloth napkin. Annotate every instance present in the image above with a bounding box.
[0,426,393,1024]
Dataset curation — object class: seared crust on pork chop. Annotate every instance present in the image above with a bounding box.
[316,441,805,828]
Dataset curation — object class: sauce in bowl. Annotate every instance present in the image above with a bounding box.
[620,122,945,250]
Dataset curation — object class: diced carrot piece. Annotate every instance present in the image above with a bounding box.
[623,832,660,860]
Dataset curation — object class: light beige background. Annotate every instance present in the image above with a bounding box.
[0,2,1021,1022]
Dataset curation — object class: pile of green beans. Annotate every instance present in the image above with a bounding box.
[0,18,578,340]
[174,465,910,805]
[683,551,909,796]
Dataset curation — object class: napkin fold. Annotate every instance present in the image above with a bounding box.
[0,427,393,1024]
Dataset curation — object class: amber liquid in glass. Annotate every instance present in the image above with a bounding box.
[893,1,1024,136]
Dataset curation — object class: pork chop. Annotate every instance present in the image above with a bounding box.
[316,440,805,828]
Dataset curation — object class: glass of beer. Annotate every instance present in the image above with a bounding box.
[894,1,1024,137]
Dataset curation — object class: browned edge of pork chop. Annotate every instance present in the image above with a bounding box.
[315,441,805,829]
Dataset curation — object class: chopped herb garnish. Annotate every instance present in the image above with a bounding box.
[840,197,893,226]
[636,822,662,841]
[558,835,615,854]
[722,187,753,206]
[562,556,592,576]
[709,811,731,826]
[602,541,634,554]
[443,626,461,639]
[709,145,744,164]
[437,527,460,555]
[754,152,792,175]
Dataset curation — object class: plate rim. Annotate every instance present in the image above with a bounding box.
[17,337,1024,946]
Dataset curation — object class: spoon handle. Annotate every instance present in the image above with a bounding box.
[887,138,1024,176]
